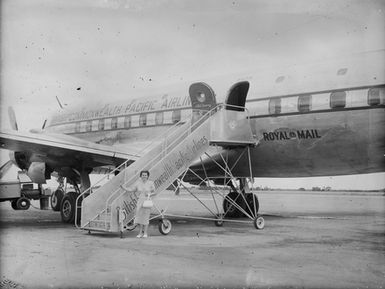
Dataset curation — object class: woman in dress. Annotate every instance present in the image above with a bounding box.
[131,170,155,238]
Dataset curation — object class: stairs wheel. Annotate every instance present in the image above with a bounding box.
[158,219,172,235]
[254,216,265,230]
[214,214,224,227]
[125,221,137,231]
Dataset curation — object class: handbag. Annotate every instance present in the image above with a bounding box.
[142,196,153,208]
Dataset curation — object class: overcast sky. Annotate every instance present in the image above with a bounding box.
[0,0,384,189]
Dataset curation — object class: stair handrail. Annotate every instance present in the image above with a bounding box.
[103,119,193,210]
[103,103,250,217]
[75,118,187,228]
[80,120,192,229]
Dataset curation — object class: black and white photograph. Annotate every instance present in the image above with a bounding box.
[0,0,384,288]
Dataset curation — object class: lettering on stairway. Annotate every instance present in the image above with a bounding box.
[154,135,208,189]
[122,191,139,215]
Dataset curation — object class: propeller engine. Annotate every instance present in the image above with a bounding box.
[3,107,52,183]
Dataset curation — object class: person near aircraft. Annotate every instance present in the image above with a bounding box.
[130,170,155,238]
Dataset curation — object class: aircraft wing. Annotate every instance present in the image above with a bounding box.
[0,130,139,169]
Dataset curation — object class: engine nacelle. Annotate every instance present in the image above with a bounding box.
[10,151,30,170]
[27,162,51,184]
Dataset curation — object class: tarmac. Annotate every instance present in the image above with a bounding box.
[0,189,384,289]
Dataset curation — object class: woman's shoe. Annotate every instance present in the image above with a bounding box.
[142,234,148,238]
[136,234,143,238]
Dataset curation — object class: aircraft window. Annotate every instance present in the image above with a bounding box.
[330,91,346,108]
[111,117,118,129]
[75,122,81,133]
[86,121,92,132]
[281,97,297,113]
[268,98,281,114]
[172,110,181,123]
[155,112,164,125]
[124,116,131,128]
[298,94,312,112]
[368,87,384,106]
[139,114,147,126]
[249,100,269,116]
[98,119,105,131]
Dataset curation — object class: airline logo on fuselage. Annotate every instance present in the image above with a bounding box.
[50,95,191,125]
[263,129,321,141]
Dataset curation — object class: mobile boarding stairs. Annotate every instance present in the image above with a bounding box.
[75,82,265,236]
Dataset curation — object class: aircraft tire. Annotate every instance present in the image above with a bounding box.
[244,193,259,217]
[158,219,172,235]
[223,191,246,218]
[50,189,64,211]
[16,197,30,210]
[60,192,80,224]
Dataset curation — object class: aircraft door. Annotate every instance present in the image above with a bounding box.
[189,82,217,123]
[225,81,250,111]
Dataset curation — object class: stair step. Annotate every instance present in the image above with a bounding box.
[83,226,112,233]
[96,213,111,221]
[87,220,111,230]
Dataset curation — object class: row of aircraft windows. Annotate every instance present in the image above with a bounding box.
[254,86,385,115]
[74,109,183,133]
[51,86,384,133]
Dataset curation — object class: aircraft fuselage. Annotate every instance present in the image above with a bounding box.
[44,83,385,179]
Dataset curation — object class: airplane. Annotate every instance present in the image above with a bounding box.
[0,49,384,226]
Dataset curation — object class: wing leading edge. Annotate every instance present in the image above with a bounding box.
[0,130,139,169]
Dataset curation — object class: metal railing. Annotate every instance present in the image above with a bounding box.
[103,119,194,213]
[74,118,187,228]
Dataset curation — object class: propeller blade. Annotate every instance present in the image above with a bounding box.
[0,160,13,179]
[8,107,18,131]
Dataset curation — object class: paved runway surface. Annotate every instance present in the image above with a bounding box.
[0,190,384,289]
